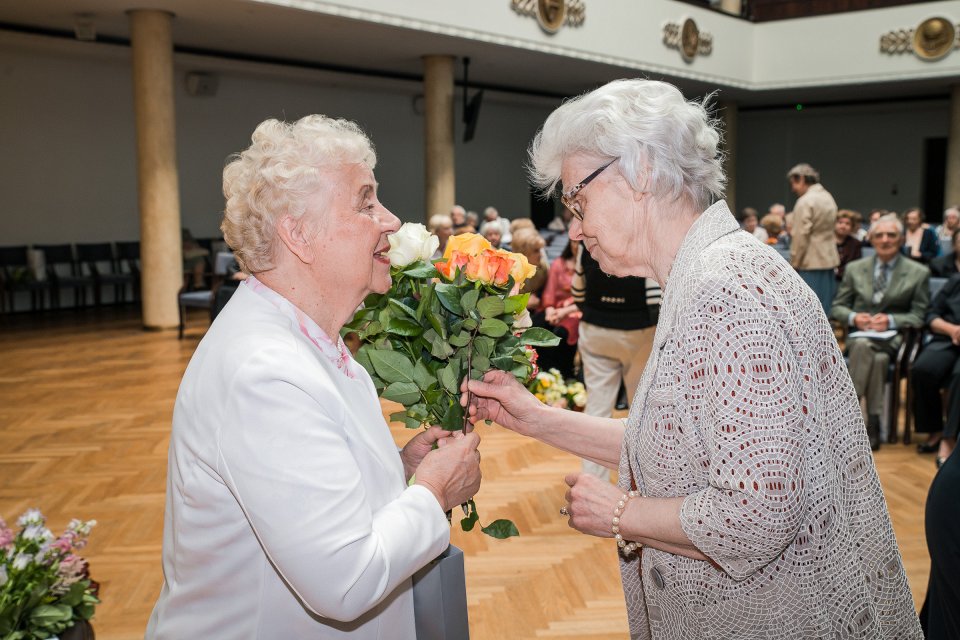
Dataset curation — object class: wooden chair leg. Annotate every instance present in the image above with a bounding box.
[178,302,186,340]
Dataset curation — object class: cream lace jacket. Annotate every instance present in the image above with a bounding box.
[617,201,921,640]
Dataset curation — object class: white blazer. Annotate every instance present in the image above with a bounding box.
[146,284,450,639]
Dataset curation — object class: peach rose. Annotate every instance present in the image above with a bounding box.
[465,249,515,287]
[507,251,537,289]
[436,250,470,281]
[443,233,492,261]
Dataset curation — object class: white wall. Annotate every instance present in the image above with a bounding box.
[0,31,557,247]
[736,99,951,217]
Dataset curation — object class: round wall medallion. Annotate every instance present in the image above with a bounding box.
[912,17,955,61]
[537,0,567,34]
[680,18,700,62]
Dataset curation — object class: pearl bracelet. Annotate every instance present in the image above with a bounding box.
[612,490,640,556]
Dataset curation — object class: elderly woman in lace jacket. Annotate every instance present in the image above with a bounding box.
[463,79,920,640]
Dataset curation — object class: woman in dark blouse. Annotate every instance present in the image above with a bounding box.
[902,207,939,264]
[909,272,960,466]
[930,228,960,278]
[834,209,862,281]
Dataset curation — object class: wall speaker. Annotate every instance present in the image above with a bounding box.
[463,90,484,143]
[185,72,219,98]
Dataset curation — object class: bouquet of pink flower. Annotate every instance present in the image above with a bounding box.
[344,224,560,538]
[0,510,99,640]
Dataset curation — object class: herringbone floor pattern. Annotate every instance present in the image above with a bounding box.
[0,308,936,639]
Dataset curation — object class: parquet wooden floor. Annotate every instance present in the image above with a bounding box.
[0,308,938,639]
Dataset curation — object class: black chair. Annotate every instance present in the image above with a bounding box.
[76,243,136,305]
[0,245,48,313]
[116,241,141,302]
[35,244,92,309]
[902,276,952,445]
[178,251,238,339]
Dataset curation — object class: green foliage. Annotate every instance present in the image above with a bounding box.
[347,259,559,538]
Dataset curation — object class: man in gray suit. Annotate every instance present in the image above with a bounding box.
[831,214,930,450]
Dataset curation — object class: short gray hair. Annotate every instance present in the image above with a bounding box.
[787,163,820,184]
[221,115,376,273]
[869,213,903,238]
[528,79,725,211]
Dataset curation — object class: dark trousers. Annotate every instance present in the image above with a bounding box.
[910,339,960,438]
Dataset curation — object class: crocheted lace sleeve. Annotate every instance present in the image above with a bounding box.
[676,275,808,580]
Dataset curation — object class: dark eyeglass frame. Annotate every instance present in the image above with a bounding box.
[560,159,617,222]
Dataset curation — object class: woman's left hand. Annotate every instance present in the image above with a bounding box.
[562,472,626,539]
[401,426,455,480]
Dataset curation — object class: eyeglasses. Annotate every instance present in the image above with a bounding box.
[560,159,617,222]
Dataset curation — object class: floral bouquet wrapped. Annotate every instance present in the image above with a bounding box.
[528,368,587,411]
[344,223,560,538]
[0,510,99,640]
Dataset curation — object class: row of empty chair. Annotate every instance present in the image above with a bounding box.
[0,242,140,313]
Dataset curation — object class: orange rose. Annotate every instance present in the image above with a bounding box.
[436,250,470,281]
[507,251,537,289]
[443,233,492,261]
[465,249,515,287]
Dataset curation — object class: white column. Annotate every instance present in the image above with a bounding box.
[946,85,960,209]
[423,55,456,224]
[129,9,182,330]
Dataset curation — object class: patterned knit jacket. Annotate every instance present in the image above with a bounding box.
[617,201,921,640]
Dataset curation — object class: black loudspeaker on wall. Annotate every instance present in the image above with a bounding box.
[462,57,483,143]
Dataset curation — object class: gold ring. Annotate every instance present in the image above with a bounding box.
[559,506,569,516]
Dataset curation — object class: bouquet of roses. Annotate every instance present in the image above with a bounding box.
[344,223,560,538]
[0,510,99,640]
[528,369,587,411]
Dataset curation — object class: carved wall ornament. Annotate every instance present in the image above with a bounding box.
[510,0,585,34]
[880,16,959,61]
[663,18,713,62]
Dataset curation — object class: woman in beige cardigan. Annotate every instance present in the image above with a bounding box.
[463,79,920,639]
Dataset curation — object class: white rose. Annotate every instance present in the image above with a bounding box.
[387,223,439,267]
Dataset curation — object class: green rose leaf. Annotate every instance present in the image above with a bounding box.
[481,518,520,539]
[503,293,530,315]
[472,354,490,372]
[479,317,509,337]
[382,381,421,405]
[357,320,383,341]
[518,327,561,347]
[438,363,459,394]
[388,298,419,320]
[28,604,72,625]
[477,296,505,319]
[441,399,465,430]
[473,336,496,357]
[430,334,455,359]
[490,355,515,371]
[403,262,440,278]
[462,317,478,331]
[460,499,479,531]
[412,361,437,391]
[434,283,464,316]
[389,410,408,423]
[449,331,471,347]
[385,317,423,337]
[368,350,415,384]
[461,288,480,314]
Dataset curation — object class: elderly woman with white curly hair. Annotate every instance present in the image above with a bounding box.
[464,79,921,639]
[146,115,482,639]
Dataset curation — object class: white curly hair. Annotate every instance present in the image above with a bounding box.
[528,79,725,212]
[221,115,377,273]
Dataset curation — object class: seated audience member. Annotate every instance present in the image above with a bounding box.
[450,205,469,233]
[547,208,574,232]
[509,228,548,310]
[428,213,453,259]
[741,209,768,242]
[903,207,939,263]
[759,213,785,246]
[509,217,536,238]
[537,239,581,379]
[465,210,480,233]
[830,214,930,450]
[768,202,786,223]
[182,228,210,290]
[479,221,503,249]
[483,206,511,245]
[931,229,960,278]
[920,451,960,640]
[835,209,863,281]
[910,272,960,467]
[935,206,960,243]
[862,210,885,245]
